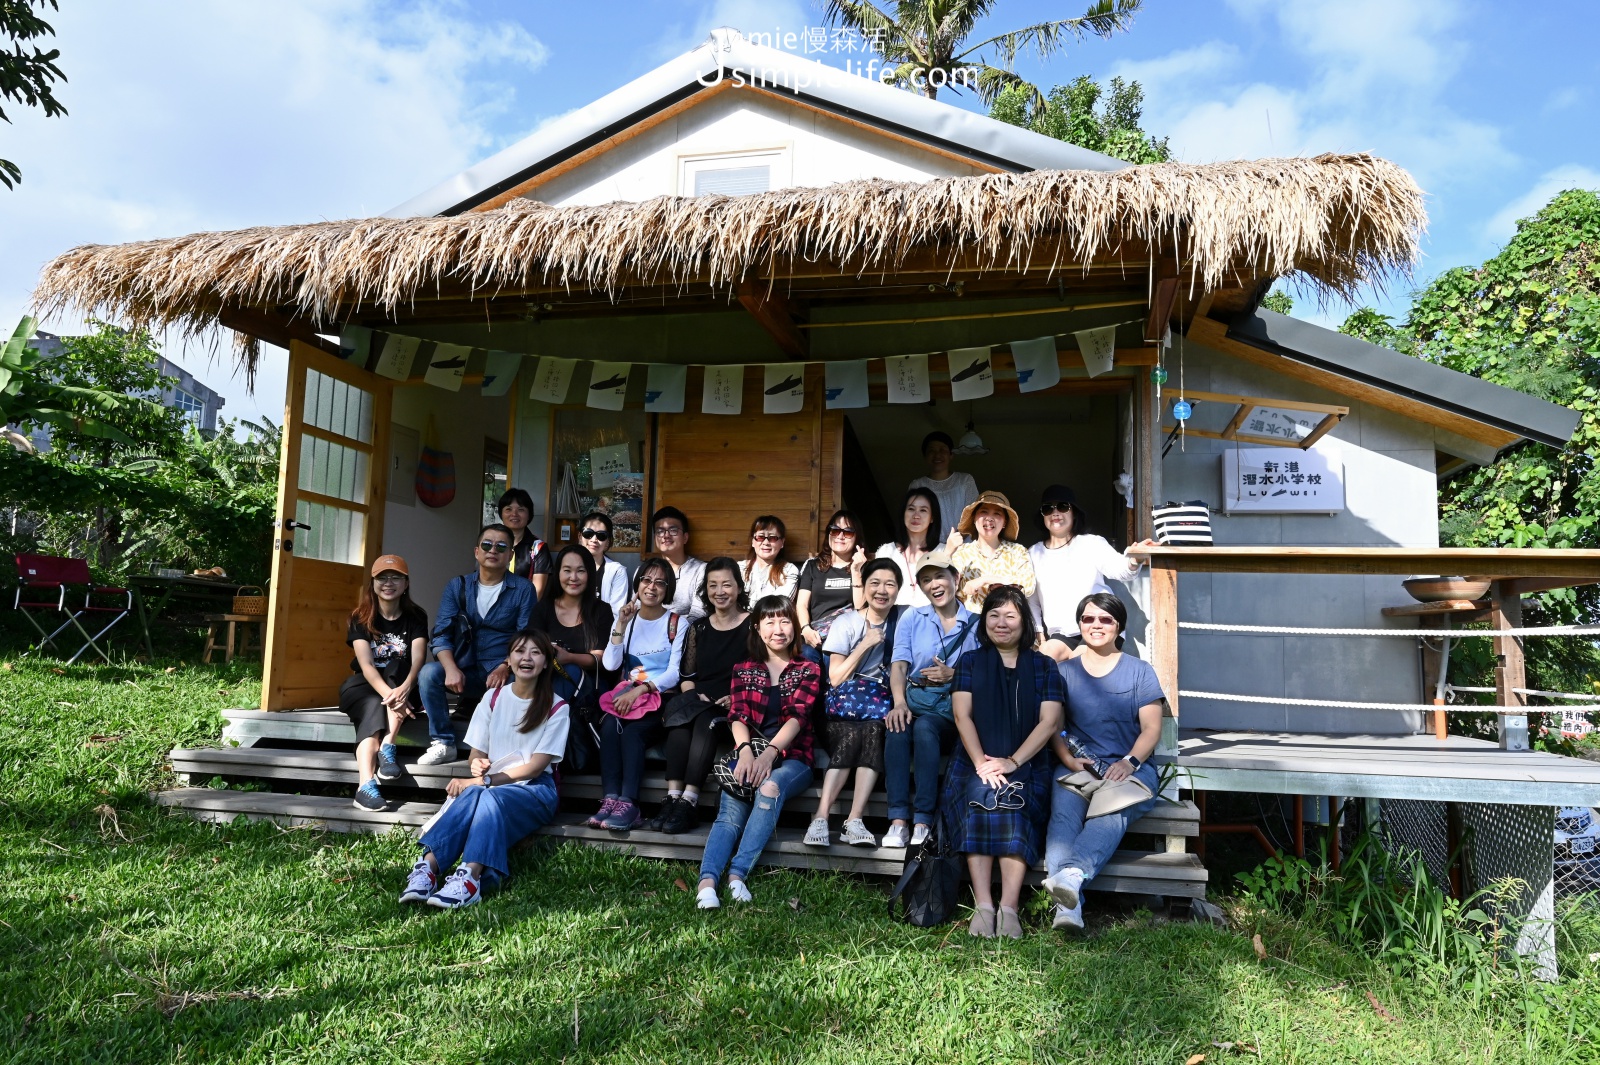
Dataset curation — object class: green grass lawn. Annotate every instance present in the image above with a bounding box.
[4,654,1600,1064]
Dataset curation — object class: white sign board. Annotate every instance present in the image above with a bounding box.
[589,443,632,489]
[1239,405,1319,443]
[1222,447,1344,513]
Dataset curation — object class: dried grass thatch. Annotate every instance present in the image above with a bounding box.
[34,152,1423,368]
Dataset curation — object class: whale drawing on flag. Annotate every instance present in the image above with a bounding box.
[429,354,468,370]
[950,358,990,383]
[764,374,803,395]
[590,373,628,390]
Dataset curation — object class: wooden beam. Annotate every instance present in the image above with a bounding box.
[219,307,339,358]
[1491,580,1529,751]
[1150,557,1179,728]
[1187,315,1520,452]
[1145,258,1179,343]
[734,282,808,359]
[1127,545,1600,579]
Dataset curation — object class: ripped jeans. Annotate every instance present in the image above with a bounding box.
[698,759,813,885]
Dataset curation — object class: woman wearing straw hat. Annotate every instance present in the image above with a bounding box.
[946,491,1037,614]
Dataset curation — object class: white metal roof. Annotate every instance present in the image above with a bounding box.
[387,27,1126,218]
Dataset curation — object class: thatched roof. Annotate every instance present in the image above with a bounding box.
[34,153,1423,356]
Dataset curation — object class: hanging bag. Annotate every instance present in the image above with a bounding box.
[1152,500,1213,545]
[904,616,975,721]
[415,415,457,509]
[823,607,901,719]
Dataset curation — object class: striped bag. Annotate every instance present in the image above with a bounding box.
[1152,500,1213,545]
[415,416,456,508]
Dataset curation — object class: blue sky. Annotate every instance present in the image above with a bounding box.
[3,0,1596,426]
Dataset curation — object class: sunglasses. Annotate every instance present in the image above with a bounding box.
[1080,614,1118,627]
[1040,503,1072,516]
[637,577,669,588]
[479,541,512,553]
[580,528,611,541]
[827,526,856,536]
[752,532,784,543]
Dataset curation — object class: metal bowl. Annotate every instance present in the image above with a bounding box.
[1403,576,1492,603]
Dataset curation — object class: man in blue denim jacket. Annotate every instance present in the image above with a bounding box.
[416,523,536,765]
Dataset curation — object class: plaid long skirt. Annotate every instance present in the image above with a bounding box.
[940,750,1052,865]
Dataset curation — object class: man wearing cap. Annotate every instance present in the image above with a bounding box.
[416,523,537,765]
[1027,484,1154,651]
[882,549,982,847]
[908,431,978,539]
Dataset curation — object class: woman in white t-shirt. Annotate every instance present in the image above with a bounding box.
[873,487,940,608]
[400,628,569,910]
[741,514,800,601]
[1027,484,1155,658]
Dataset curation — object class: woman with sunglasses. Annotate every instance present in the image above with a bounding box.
[579,510,631,619]
[795,509,868,657]
[591,557,687,831]
[342,554,429,811]
[944,585,1064,940]
[1028,485,1155,659]
[1041,593,1164,932]
[741,515,800,601]
[872,487,941,608]
[496,488,553,598]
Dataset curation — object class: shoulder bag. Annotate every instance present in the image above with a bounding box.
[904,616,975,720]
[887,810,963,927]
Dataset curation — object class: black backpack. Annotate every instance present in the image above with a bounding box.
[887,811,963,927]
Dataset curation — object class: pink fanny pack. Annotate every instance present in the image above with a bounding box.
[600,679,662,720]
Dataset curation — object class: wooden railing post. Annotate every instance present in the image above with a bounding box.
[1491,579,1529,751]
[1151,556,1179,756]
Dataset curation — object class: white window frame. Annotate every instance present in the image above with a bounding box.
[677,146,791,198]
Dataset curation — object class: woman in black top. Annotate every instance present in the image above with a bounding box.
[528,545,613,721]
[651,557,751,834]
[498,487,553,598]
[795,508,868,659]
[341,554,429,812]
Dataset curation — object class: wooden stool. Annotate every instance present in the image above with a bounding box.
[202,613,264,664]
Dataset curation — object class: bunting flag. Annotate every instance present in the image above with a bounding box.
[644,363,687,413]
[479,350,521,397]
[373,334,420,381]
[424,343,471,391]
[338,325,372,365]
[947,346,994,402]
[1009,336,1060,394]
[825,360,869,410]
[702,364,744,415]
[763,364,806,414]
[527,356,577,404]
[1074,325,1119,378]
[586,361,631,411]
[885,354,930,404]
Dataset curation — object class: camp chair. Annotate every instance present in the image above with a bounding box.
[12,554,132,664]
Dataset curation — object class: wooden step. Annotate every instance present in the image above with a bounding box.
[155,789,1207,898]
[169,745,1200,839]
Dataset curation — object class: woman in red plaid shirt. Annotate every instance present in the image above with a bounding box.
[694,595,821,909]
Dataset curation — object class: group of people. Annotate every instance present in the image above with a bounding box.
[337,440,1168,936]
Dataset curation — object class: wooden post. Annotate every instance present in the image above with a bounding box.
[1419,615,1449,740]
[1151,556,1179,755]
[1491,580,1529,751]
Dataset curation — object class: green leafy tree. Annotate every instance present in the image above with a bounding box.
[822,0,1140,104]
[1,317,153,451]
[0,0,68,189]
[990,74,1169,163]
[40,320,187,464]
[1259,291,1294,315]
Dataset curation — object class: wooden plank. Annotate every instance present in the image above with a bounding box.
[734,281,808,359]
[1129,545,1600,579]
[1491,580,1528,750]
[1380,599,1489,617]
[1150,558,1178,721]
[1145,258,1179,343]
[261,352,307,711]
[1168,387,1350,417]
[1187,316,1520,451]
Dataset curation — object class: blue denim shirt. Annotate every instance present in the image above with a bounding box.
[890,603,981,675]
[429,571,536,672]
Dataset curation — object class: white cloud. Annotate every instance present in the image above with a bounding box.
[1,0,548,425]
[1484,164,1600,244]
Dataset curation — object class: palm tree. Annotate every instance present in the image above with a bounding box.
[822,0,1140,105]
[1,317,142,453]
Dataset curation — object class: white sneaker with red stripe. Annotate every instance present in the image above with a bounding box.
[399,859,436,905]
[426,865,483,909]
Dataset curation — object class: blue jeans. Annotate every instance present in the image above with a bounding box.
[1044,778,1158,881]
[599,711,661,802]
[417,661,486,747]
[698,759,813,885]
[883,713,957,825]
[418,773,558,879]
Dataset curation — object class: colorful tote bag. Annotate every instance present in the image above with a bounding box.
[415,415,456,508]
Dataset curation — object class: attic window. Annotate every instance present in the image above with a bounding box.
[693,165,770,197]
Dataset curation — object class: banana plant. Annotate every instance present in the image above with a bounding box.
[1,316,141,451]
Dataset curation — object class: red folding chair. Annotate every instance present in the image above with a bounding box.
[13,554,132,664]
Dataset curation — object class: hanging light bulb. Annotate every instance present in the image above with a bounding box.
[954,417,987,456]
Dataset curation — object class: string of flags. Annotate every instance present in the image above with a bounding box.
[338,321,1132,415]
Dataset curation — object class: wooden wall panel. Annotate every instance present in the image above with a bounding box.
[654,365,840,563]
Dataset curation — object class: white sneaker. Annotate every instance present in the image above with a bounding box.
[1042,868,1084,911]
[417,741,457,766]
[696,886,721,910]
[426,865,482,908]
[398,859,437,904]
[727,879,753,903]
[840,818,877,847]
[803,818,831,846]
[1052,903,1085,931]
[910,823,931,847]
[882,823,910,849]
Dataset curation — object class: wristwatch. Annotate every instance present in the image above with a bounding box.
[1122,754,1142,770]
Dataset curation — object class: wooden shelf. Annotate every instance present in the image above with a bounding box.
[1380,599,1490,618]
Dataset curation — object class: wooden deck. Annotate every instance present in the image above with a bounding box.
[1178,730,1600,806]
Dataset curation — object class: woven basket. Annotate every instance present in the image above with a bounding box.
[232,585,267,616]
